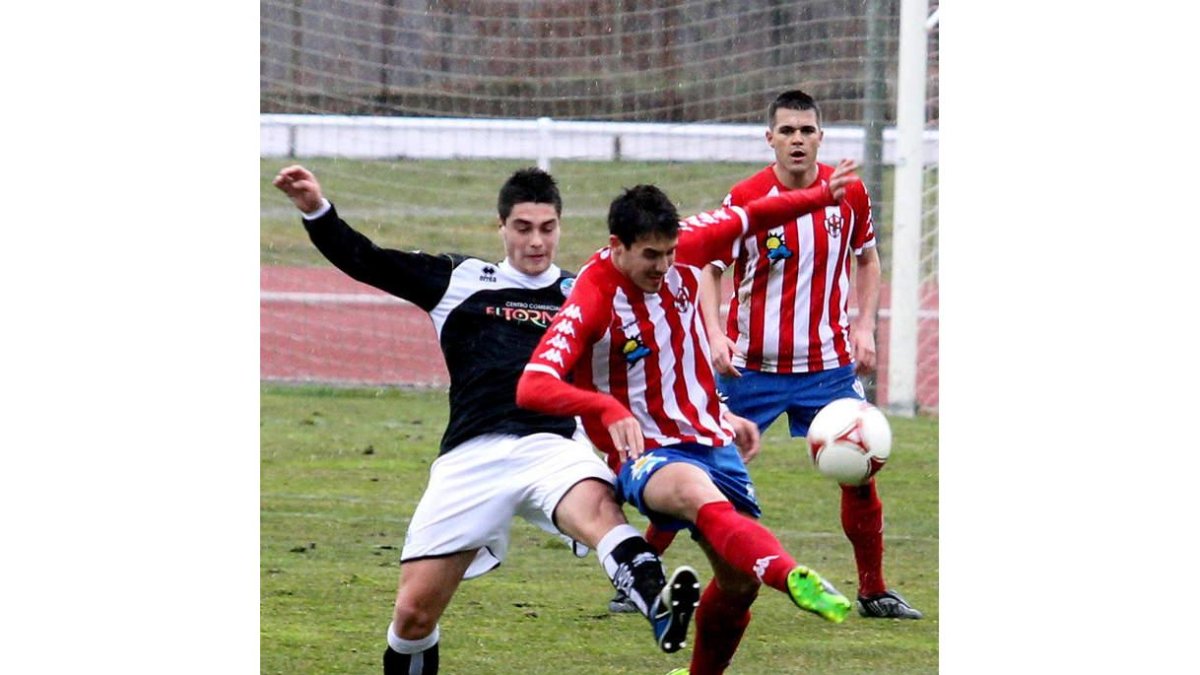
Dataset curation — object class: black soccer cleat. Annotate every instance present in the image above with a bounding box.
[856,589,924,619]
[651,566,701,653]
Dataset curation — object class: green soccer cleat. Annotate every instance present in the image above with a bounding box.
[786,565,852,623]
[664,669,689,675]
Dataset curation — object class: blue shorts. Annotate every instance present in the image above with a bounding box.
[616,443,762,532]
[718,364,865,438]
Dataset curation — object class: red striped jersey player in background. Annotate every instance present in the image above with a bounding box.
[703,89,922,620]
[517,160,858,675]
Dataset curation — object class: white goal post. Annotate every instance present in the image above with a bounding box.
[887,0,939,416]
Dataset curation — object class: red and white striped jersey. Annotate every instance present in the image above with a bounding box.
[717,163,876,373]
[522,205,752,460]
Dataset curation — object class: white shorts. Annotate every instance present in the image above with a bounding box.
[401,432,614,579]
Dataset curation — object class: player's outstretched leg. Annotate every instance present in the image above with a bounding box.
[651,565,702,653]
[692,500,849,622]
[786,566,852,623]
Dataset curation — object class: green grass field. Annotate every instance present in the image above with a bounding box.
[261,385,938,674]
[262,157,767,271]
[260,157,934,274]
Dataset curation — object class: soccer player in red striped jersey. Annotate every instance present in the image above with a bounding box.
[275,165,705,673]
[702,89,923,620]
[517,163,858,675]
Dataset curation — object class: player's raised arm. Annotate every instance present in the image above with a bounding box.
[274,164,453,312]
[675,159,858,269]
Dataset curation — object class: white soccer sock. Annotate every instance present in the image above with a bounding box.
[387,622,440,654]
[596,523,642,575]
[596,524,658,616]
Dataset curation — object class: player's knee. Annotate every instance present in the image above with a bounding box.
[557,478,625,539]
[392,602,439,640]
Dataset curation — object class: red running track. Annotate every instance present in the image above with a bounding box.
[261,266,938,411]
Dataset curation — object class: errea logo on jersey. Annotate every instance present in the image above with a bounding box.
[480,265,498,282]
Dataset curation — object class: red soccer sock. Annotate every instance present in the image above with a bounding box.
[841,479,887,597]
[689,580,756,675]
[643,522,678,556]
[693,501,796,593]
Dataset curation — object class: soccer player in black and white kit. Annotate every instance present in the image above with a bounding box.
[273,165,700,674]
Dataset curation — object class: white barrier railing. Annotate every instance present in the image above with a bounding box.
[260,114,939,166]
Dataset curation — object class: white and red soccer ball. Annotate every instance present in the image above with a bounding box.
[806,398,892,485]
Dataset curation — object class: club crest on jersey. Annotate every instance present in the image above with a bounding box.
[559,277,575,297]
[674,285,692,313]
[764,230,793,262]
[621,336,653,365]
[479,264,498,282]
[825,213,844,238]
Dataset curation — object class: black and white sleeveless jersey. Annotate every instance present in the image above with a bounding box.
[304,203,578,454]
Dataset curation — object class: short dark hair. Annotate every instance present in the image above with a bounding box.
[768,89,822,129]
[498,167,562,220]
[607,184,680,247]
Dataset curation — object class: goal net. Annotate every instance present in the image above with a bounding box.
[259,0,939,413]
